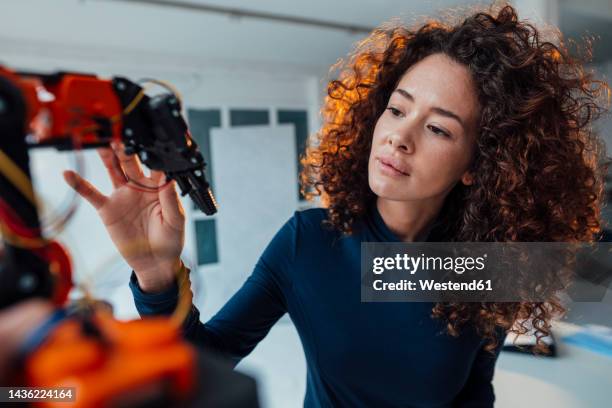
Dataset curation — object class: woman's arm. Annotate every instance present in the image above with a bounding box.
[129,218,294,365]
[129,218,295,366]
[64,145,294,365]
[130,260,288,366]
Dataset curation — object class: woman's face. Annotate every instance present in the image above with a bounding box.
[368,53,480,204]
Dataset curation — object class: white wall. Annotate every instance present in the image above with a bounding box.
[1,4,326,407]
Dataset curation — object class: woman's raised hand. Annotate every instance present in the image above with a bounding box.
[63,143,185,293]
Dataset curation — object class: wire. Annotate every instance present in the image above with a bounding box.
[0,80,150,249]
[0,152,50,248]
[121,78,183,195]
[0,149,37,205]
[125,176,173,193]
[38,137,85,238]
[137,78,183,106]
[171,261,193,327]
[0,128,86,247]
[76,79,180,197]
[0,197,49,249]
[83,239,196,326]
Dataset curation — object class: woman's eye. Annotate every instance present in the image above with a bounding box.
[386,107,403,117]
[427,125,450,137]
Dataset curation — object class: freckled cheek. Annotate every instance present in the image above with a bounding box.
[415,149,470,187]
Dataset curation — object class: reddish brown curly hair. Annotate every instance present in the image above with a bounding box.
[300,3,611,353]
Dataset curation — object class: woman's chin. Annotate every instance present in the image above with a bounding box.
[369,181,415,202]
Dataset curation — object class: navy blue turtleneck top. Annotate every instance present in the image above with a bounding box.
[130,205,506,407]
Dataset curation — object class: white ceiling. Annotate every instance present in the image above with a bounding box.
[0,0,472,73]
[155,0,471,27]
[0,0,610,75]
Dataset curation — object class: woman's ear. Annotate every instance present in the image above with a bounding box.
[461,171,474,186]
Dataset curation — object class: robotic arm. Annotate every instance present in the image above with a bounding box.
[0,66,218,214]
[0,65,258,407]
[0,65,219,310]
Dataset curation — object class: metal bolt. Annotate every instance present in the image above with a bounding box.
[172,110,180,117]
[116,81,126,91]
[124,128,133,137]
[18,273,37,293]
[194,170,202,177]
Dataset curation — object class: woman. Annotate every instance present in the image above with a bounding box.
[64,4,610,407]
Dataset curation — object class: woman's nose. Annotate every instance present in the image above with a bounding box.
[387,131,415,154]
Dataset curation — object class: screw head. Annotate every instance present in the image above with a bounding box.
[194,170,202,177]
[116,81,126,91]
[124,128,133,137]
[18,273,38,293]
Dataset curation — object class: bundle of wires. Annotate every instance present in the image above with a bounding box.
[0,77,194,327]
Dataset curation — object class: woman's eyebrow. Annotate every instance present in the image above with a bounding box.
[393,88,465,129]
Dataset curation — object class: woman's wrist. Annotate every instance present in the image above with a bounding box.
[135,258,183,294]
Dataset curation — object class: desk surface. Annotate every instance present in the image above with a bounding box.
[495,321,612,408]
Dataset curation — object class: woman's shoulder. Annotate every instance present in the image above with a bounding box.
[294,206,328,225]
[260,207,332,268]
[280,207,329,238]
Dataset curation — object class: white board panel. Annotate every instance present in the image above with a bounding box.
[210,124,298,297]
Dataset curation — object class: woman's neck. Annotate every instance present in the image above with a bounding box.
[376,197,444,242]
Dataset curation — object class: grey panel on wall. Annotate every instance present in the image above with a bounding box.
[278,110,309,201]
[230,109,270,126]
[195,219,219,265]
[187,109,221,193]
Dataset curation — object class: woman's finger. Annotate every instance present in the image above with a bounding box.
[97,147,127,189]
[112,142,144,181]
[63,170,108,210]
[158,178,185,229]
[150,170,165,184]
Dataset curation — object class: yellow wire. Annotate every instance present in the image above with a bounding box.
[87,238,194,326]
[171,261,193,327]
[0,223,49,248]
[77,87,146,135]
[138,79,183,106]
[0,149,37,205]
[109,87,146,124]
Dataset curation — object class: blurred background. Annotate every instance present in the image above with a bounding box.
[1,0,611,407]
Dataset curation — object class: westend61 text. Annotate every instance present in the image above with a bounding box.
[373,279,493,291]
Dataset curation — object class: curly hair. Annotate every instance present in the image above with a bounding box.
[300,3,611,354]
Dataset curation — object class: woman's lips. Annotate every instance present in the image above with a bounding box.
[377,158,409,177]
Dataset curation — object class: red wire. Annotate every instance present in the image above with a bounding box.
[125,179,173,194]
[0,197,42,239]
